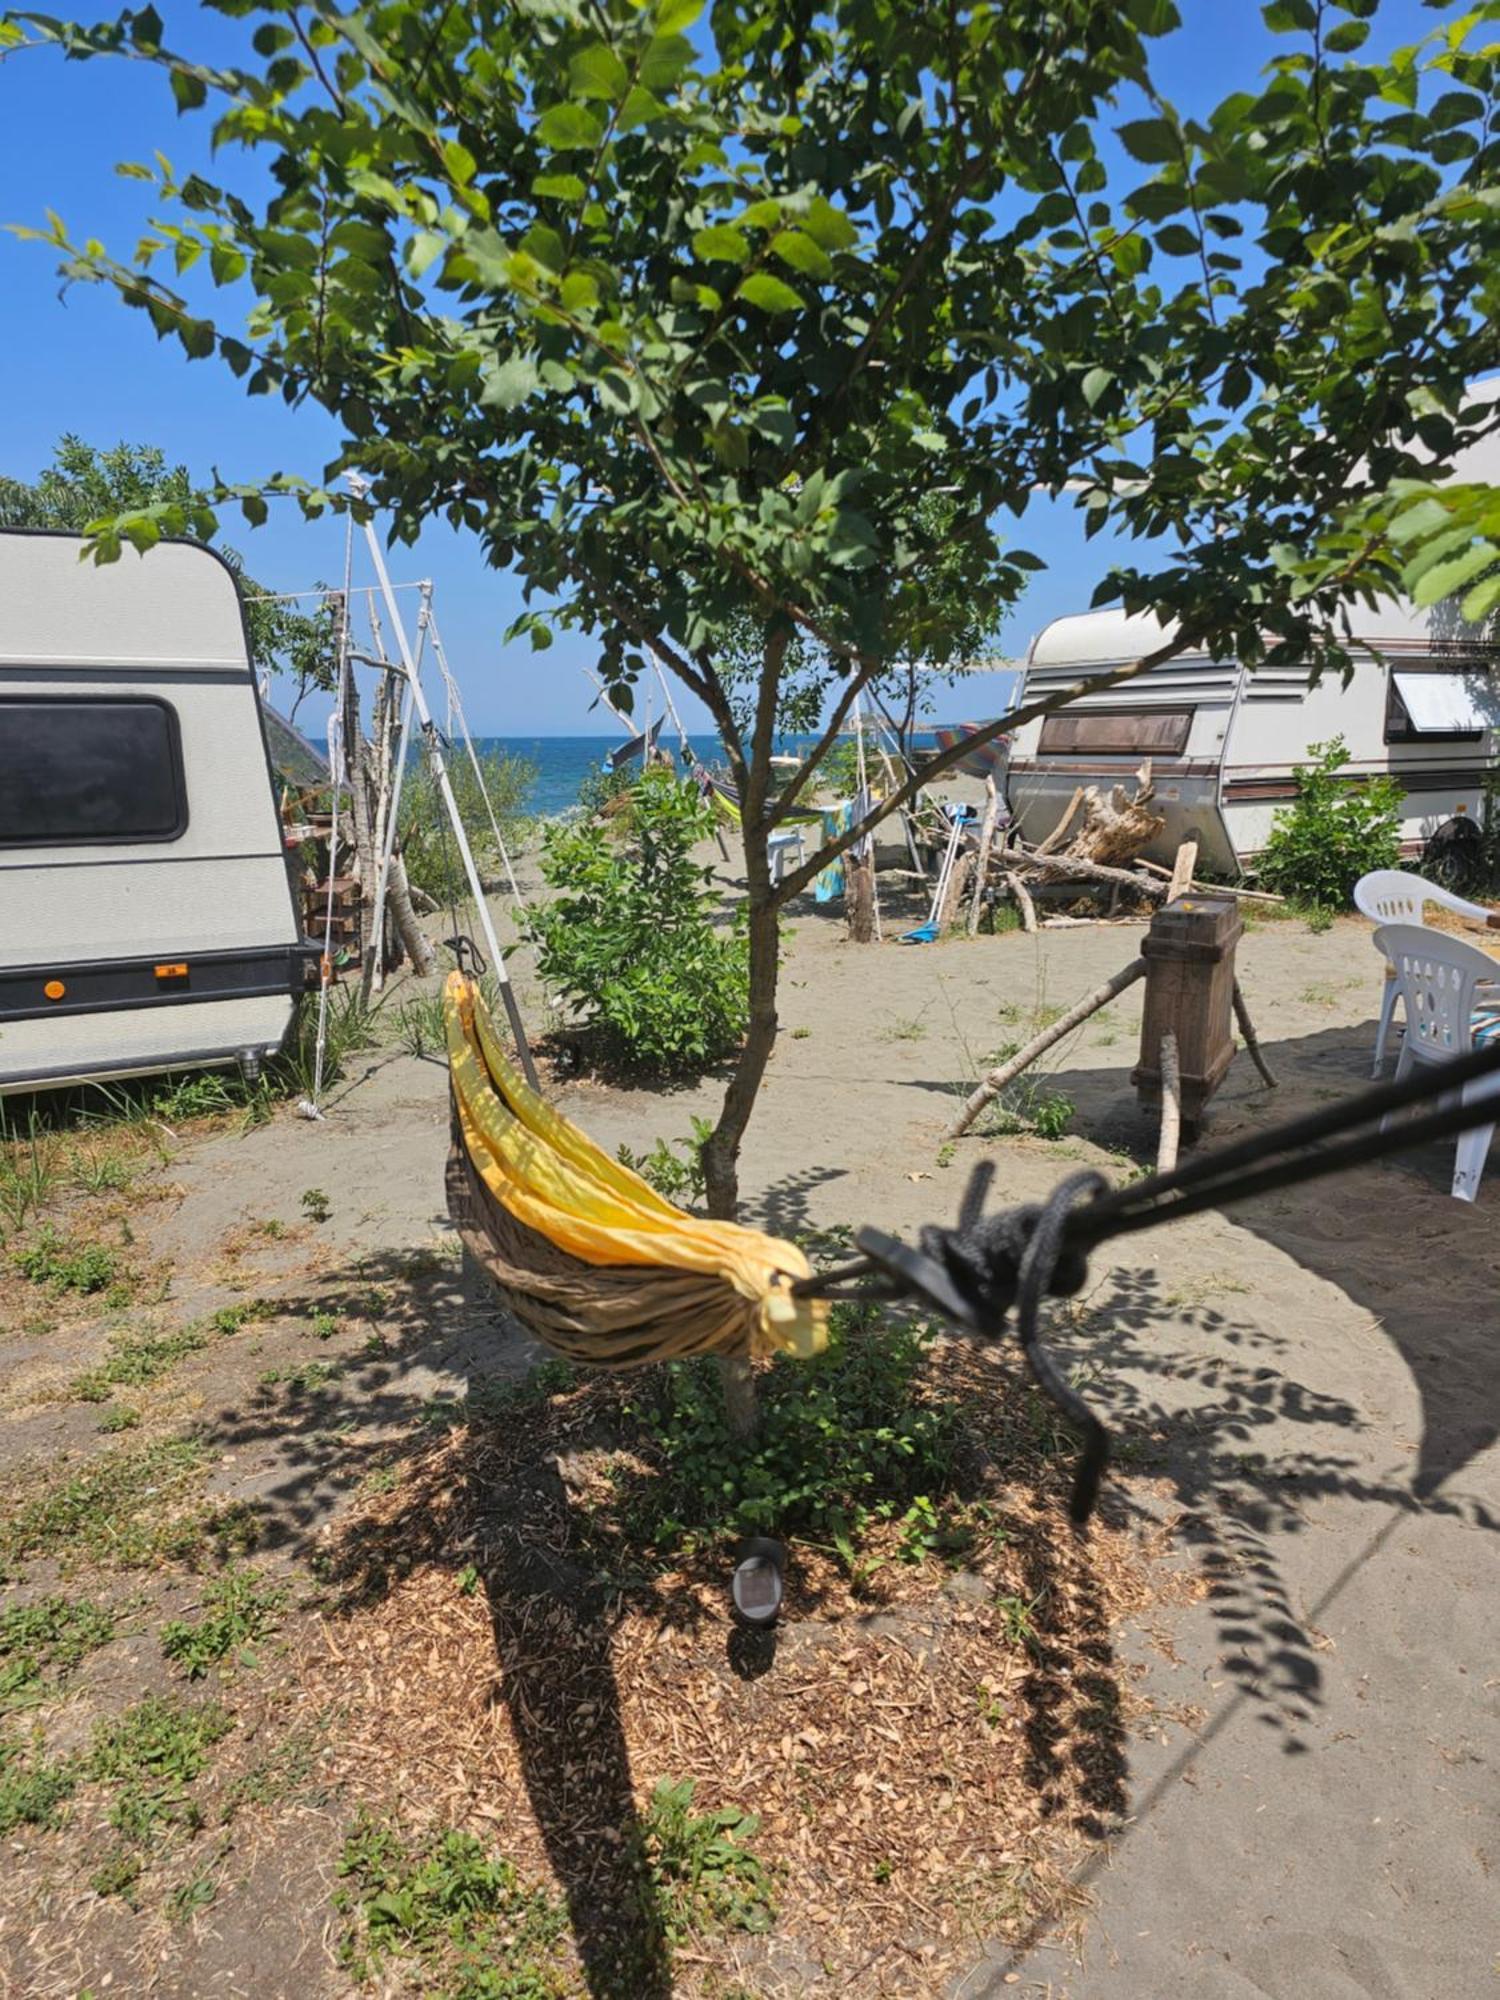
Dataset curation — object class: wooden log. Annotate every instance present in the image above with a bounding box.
[1232,978,1278,1089]
[1012,848,1165,900]
[847,849,876,943]
[1156,1030,1182,1174]
[1135,858,1286,905]
[939,849,973,934]
[1003,869,1037,935]
[1035,785,1086,857]
[945,956,1147,1140]
[967,776,1002,937]
[1165,837,1199,904]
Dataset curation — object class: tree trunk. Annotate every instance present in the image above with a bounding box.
[387,852,437,976]
[847,849,876,942]
[967,776,1000,936]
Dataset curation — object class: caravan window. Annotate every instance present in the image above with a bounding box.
[0,696,188,848]
[1037,708,1193,757]
[1384,668,1491,745]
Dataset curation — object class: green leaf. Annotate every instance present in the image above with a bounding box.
[407,231,446,279]
[569,43,628,99]
[520,223,564,273]
[770,230,832,279]
[559,269,599,311]
[443,140,477,186]
[1081,366,1113,408]
[617,85,667,131]
[1117,118,1180,165]
[638,32,694,91]
[1459,573,1500,625]
[170,67,207,113]
[799,196,857,251]
[1262,0,1316,28]
[533,171,588,202]
[657,0,703,30]
[692,224,750,264]
[1412,543,1498,606]
[737,271,803,314]
[480,354,542,409]
[536,103,605,151]
[1155,223,1200,257]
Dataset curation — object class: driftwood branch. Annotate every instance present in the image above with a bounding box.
[945,956,1147,1140]
[1232,979,1278,1089]
[967,776,1001,937]
[1003,869,1037,935]
[1135,858,1286,906]
[1165,837,1199,904]
[1013,849,1165,900]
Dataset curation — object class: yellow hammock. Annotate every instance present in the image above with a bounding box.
[443,973,828,1367]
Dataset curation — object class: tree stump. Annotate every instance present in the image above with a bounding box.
[1132,897,1242,1126]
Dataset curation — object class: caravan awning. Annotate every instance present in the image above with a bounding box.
[1391,670,1500,734]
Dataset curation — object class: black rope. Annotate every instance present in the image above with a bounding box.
[1014,1171,1109,1525]
[791,1037,1500,1520]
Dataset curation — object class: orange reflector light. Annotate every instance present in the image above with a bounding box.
[44,979,66,1002]
[154,963,189,979]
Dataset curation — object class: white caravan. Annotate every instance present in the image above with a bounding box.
[1006,601,1500,879]
[0,531,315,1093]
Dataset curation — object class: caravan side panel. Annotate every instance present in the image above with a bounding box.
[0,535,308,1093]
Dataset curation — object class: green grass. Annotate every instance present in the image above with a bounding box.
[393,990,447,1060]
[72,1322,210,1402]
[220,1720,327,1822]
[88,1694,234,1846]
[1,1437,255,1577]
[336,1813,569,1996]
[12,1225,121,1296]
[0,1114,63,1234]
[161,1568,287,1679]
[0,1595,115,1713]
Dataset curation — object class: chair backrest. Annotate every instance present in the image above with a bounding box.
[1373,922,1497,1062]
[1354,866,1492,926]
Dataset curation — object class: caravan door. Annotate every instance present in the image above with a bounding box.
[0,532,313,1092]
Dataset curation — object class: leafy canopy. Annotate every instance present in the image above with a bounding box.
[13,0,1500,762]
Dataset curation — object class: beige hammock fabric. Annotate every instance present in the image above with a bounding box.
[444,973,828,1367]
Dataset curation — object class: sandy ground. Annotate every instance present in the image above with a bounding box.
[3,853,1498,1996]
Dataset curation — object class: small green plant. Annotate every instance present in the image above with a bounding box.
[878,1012,928,1043]
[300,1186,332,1224]
[0,1114,63,1232]
[310,1310,340,1341]
[1257,736,1402,910]
[72,1321,210,1402]
[1030,1091,1075,1140]
[97,1404,141,1433]
[69,1148,135,1195]
[211,1298,277,1334]
[161,1568,288,1679]
[393,990,447,1060]
[640,1778,774,1942]
[166,1871,218,1923]
[13,1225,120,1295]
[0,1596,115,1712]
[0,1733,77,1833]
[995,1592,1041,1652]
[526,767,749,1074]
[90,1846,143,1903]
[336,1812,566,1995]
[617,1118,712,1208]
[88,1694,234,1844]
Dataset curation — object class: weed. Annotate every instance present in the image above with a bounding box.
[0,1734,77,1832]
[166,1872,218,1923]
[88,1695,234,1843]
[336,1812,567,1995]
[790,1026,811,1039]
[260,1360,338,1392]
[300,1186,332,1224]
[936,1141,956,1169]
[1030,1092,1075,1141]
[251,1217,287,1240]
[13,1226,120,1296]
[90,1847,143,1903]
[607,1303,960,1560]
[1298,982,1339,1006]
[161,1568,288,1679]
[211,1299,277,1334]
[989,901,1024,935]
[394,991,447,1060]
[69,1149,136,1196]
[358,1466,400,1497]
[0,1597,115,1712]
[0,1115,63,1233]
[1,1437,255,1576]
[641,1777,774,1941]
[995,1592,1041,1651]
[73,1322,210,1402]
[878,1012,928,1044]
[617,1118,712,1209]
[220,1721,326,1821]
[310,1310,340,1341]
[97,1404,141,1433]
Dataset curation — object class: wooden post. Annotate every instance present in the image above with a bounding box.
[939,849,973,934]
[1132,897,1242,1125]
[1156,1031,1182,1173]
[946,956,1146,1139]
[847,849,876,943]
[967,776,1001,936]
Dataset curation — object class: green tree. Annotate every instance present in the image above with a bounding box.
[7,0,1500,1273]
[0,435,336,710]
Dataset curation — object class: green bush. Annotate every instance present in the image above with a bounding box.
[526,768,749,1074]
[399,745,536,908]
[1256,735,1402,910]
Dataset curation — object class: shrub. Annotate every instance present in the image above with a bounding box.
[526,768,749,1074]
[1256,735,1402,910]
[399,746,536,907]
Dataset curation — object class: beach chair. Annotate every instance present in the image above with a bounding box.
[1354,868,1499,1076]
[1374,922,1500,1202]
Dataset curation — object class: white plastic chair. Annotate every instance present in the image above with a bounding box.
[1374,922,1500,1202]
[1354,869,1498,1076]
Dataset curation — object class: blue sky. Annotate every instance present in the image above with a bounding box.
[0,1,1446,733]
